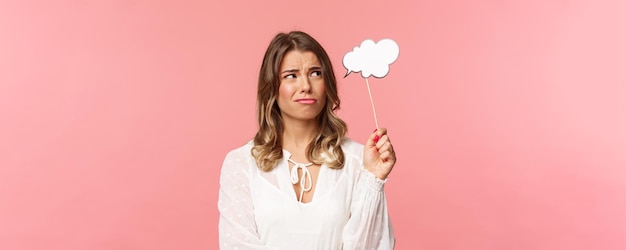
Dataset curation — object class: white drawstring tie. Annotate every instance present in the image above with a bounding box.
[288,159,313,202]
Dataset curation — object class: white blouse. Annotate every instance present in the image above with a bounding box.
[218,138,395,250]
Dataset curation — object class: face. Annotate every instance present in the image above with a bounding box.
[276,50,327,124]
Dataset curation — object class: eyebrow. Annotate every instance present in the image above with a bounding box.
[281,69,298,74]
[280,66,322,75]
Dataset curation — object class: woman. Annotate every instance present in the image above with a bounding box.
[218,31,396,249]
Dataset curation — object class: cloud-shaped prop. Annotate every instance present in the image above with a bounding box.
[343,38,399,78]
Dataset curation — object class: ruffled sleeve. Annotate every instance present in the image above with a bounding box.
[342,169,395,249]
[218,149,270,249]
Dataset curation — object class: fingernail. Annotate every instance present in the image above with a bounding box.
[374,135,380,142]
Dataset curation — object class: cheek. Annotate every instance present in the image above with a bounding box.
[317,83,327,100]
[278,83,294,101]
[317,82,325,92]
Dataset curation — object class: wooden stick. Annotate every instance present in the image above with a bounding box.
[365,77,379,129]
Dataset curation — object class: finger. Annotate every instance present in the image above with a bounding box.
[376,135,390,149]
[373,127,388,142]
[367,129,379,148]
[382,146,397,161]
[376,128,390,142]
[377,128,388,137]
[377,141,392,154]
[379,150,394,163]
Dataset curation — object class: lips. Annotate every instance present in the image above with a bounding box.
[296,98,317,104]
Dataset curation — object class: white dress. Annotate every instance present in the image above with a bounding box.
[218,138,395,250]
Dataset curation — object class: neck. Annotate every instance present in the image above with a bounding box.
[282,118,319,152]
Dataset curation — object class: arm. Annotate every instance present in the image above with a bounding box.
[342,169,395,249]
[218,150,268,249]
[343,128,397,249]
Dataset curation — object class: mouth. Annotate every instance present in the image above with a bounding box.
[296,98,317,104]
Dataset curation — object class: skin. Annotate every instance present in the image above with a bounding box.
[278,50,396,203]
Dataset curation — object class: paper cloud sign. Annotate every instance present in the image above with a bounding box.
[343,38,399,129]
[343,39,399,78]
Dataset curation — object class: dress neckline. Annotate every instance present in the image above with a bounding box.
[283,149,323,204]
[288,158,313,202]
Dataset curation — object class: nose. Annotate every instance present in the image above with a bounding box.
[300,76,312,93]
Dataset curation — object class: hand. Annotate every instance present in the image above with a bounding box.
[363,128,397,180]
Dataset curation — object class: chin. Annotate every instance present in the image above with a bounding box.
[299,115,320,122]
[281,109,324,123]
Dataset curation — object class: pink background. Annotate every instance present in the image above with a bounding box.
[1,0,624,249]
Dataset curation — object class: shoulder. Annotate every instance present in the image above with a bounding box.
[221,140,255,171]
[224,140,254,160]
[340,137,364,162]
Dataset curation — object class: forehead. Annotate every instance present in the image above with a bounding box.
[279,50,321,69]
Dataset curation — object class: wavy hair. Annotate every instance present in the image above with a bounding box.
[252,31,347,172]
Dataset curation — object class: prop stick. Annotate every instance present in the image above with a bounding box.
[365,77,379,129]
[342,38,399,130]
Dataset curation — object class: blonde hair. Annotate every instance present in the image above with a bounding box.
[252,31,347,172]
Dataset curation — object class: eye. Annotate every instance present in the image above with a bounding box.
[283,74,296,79]
[311,71,322,77]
